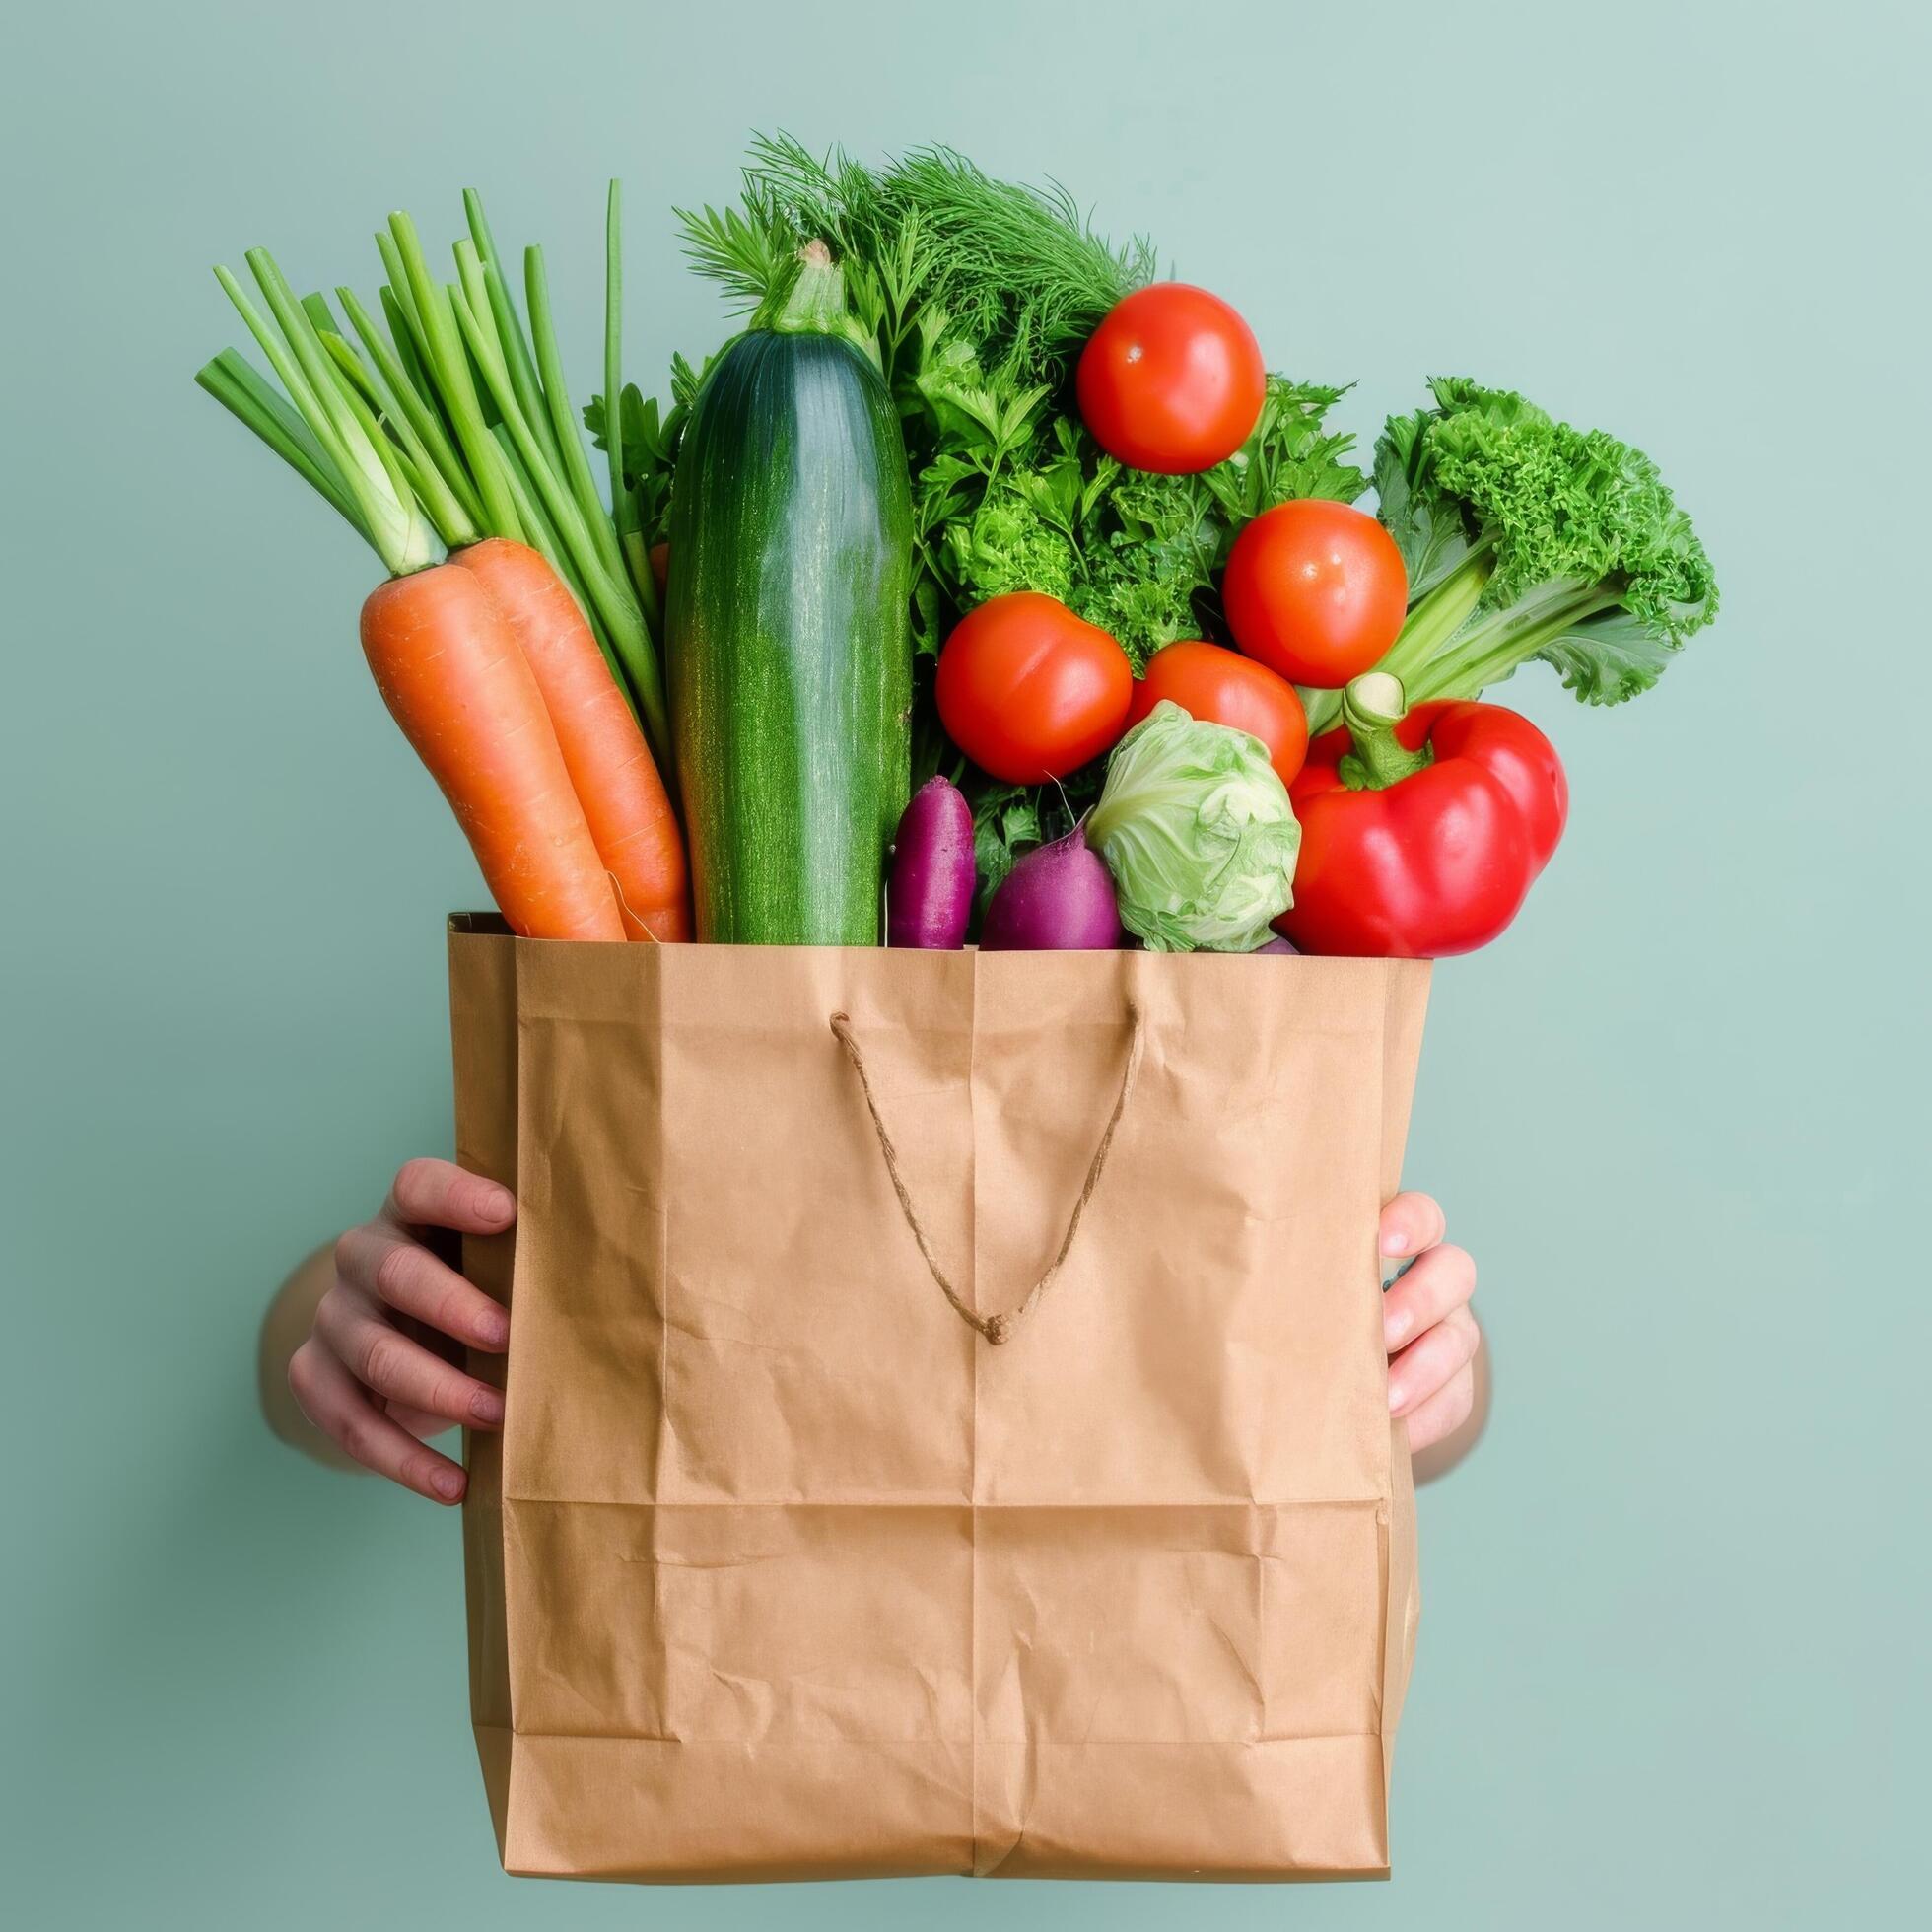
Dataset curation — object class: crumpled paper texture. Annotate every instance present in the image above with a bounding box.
[449,922,1429,1882]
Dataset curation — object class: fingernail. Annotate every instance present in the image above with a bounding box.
[482,1187,515,1221]
[432,1467,464,1500]
[479,1307,511,1349]
[470,1386,506,1426]
[1387,1380,1406,1414]
[1381,1228,1410,1256]
[1384,1307,1414,1349]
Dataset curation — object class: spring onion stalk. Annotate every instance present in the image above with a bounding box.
[447,281,668,760]
[385,213,526,544]
[194,349,371,539]
[209,253,437,578]
[385,195,670,766]
[335,286,485,530]
[524,246,627,586]
[253,263,431,567]
[461,192,566,481]
[374,234,434,377]
[375,281,443,440]
[489,424,593,612]
[603,179,656,616]
[308,302,479,552]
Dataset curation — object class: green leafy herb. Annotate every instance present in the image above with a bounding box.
[676,133,1150,386]
[1358,378,1719,719]
[922,375,1365,670]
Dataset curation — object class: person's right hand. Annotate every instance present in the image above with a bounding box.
[288,1158,516,1504]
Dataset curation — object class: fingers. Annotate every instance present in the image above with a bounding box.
[386,1402,458,1441]
[288,1338,469,1504]
[1404,1362,1477,1454]
[314,1285,507,1431]
[1382,1240,1476,1352]
[1388,1305,1481,1419]
[1380,1191,1446,1260]
[333,1221,510,1352]
[383,1157,517,1237]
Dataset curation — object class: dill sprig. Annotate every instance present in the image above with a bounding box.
[676,133,1152,385]
[881,147,1154,376]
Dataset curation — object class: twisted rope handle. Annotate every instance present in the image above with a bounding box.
[829,1003,1145,1346]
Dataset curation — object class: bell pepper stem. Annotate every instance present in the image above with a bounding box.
[1338,672,1433,792]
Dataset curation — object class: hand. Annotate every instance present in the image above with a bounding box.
[1379,1193,1481,1454]
[287,1158,516,1504]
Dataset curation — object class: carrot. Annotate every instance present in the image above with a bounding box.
[453,539,690,940]
[360,566,625,941]
[200,211,676,945]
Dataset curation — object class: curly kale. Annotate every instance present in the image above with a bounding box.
[1367,378,1719,710]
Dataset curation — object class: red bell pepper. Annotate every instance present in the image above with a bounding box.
[1276,672,1567,958]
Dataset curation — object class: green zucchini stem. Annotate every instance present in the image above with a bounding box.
[761,239,879,361]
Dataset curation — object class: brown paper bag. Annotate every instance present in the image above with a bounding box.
[448,919,1430,1882]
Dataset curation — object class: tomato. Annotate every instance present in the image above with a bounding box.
[935,591,1134,783]
[1076,283,1266,474]
[1222,499,1409,687]
[1127,641,1309,788]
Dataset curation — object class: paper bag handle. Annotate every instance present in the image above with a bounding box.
[828,1003,1145,1346]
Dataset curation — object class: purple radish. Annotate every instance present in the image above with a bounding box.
[980,823,1123,950]
[887,777,976,948]
[1256,936,1298,954]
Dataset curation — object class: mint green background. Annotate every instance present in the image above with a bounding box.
[3,1,1924,1924]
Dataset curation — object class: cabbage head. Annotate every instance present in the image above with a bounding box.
[1087,702,1300,952]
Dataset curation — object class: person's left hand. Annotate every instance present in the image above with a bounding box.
[1378,1193,1481,1452]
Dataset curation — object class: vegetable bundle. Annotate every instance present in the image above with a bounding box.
[198,192,687,942]
[201,140,1718,960]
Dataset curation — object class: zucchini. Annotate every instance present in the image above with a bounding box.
[666,243,913,944]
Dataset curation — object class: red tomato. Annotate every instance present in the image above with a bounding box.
[935,591,1133,783]
[1127,641,1309,788]
[1076,283,1266,474]
[1222,500,1409,687]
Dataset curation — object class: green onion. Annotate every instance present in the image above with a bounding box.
[385,212,525,543]
[603,179,661,625]
[211,252,436,577]
[193,349,370,541]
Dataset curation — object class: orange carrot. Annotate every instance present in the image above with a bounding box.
[453,539,690,942]
[360,566,624,941]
